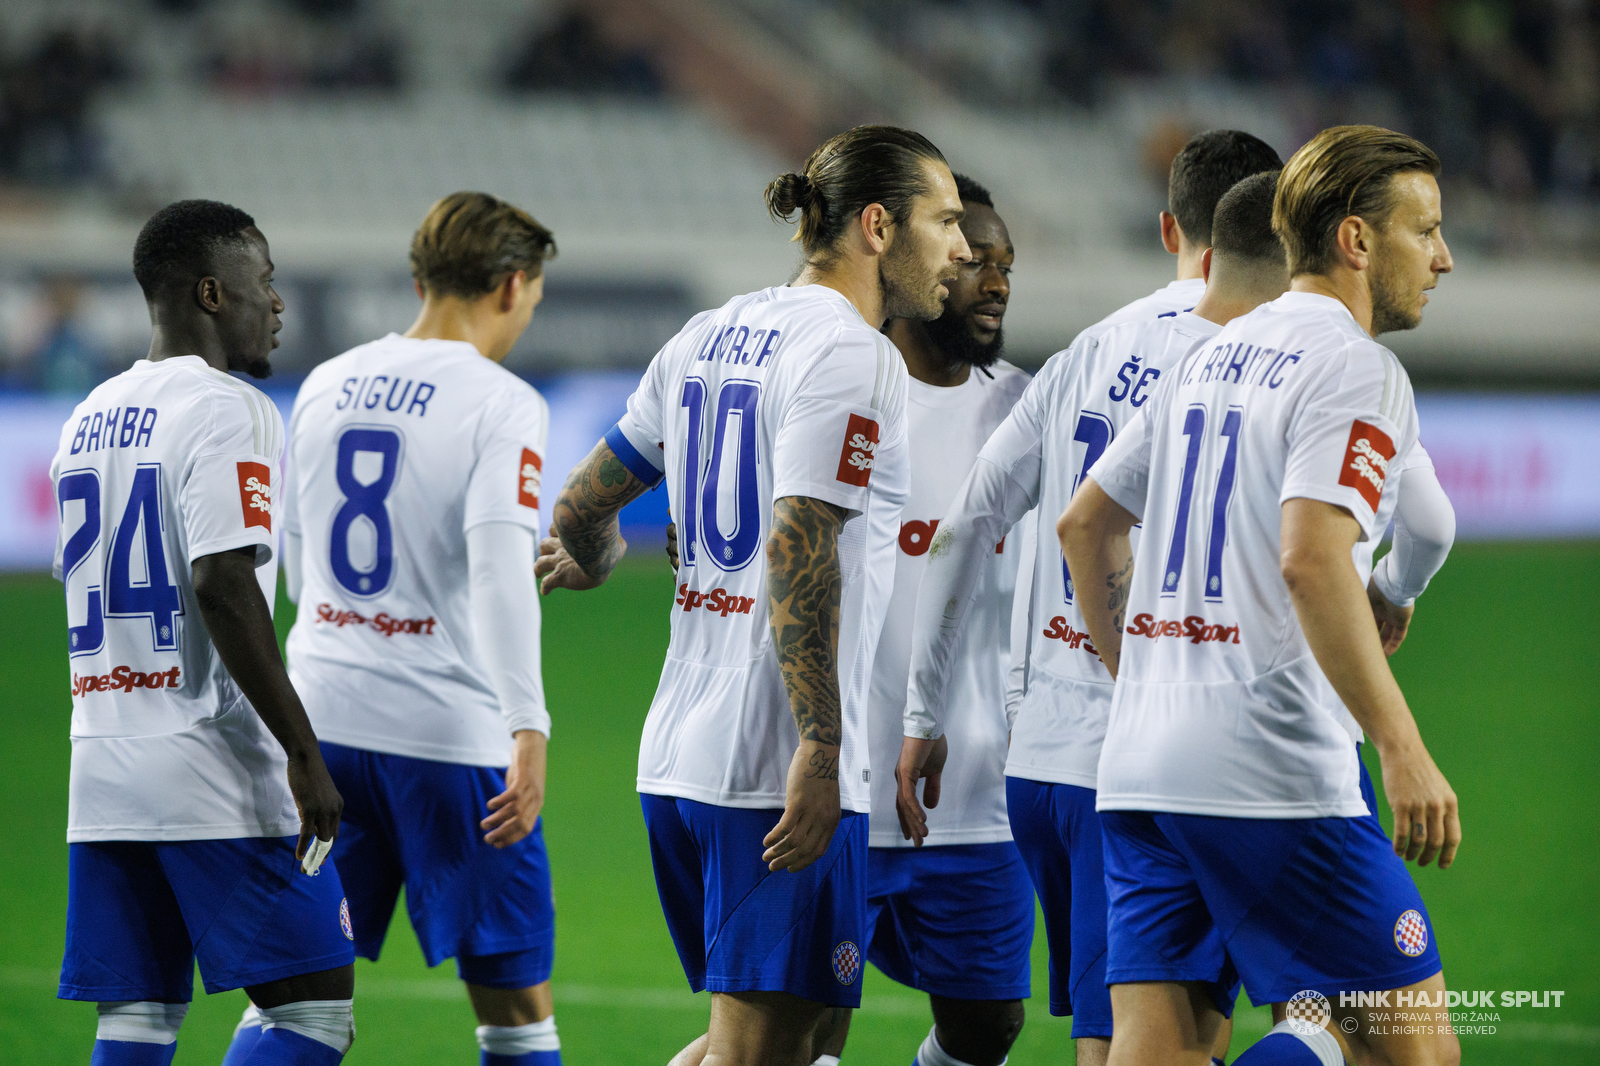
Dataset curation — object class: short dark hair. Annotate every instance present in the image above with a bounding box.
[765,125,948,263]
[410,191,557,298]
[1210,171,1284,265]
[953,172,993,209]
[1169,130,1283,248]
[132,199,258,299]
[1274,125,1442,277]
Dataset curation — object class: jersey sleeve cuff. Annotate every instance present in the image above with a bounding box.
[605,423,665,488]
[187,531,274,567]
[1279,484,1379,542]
[504,704,552,739]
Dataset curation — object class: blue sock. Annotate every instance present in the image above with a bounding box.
[1231,1031,1328,1065]
[480,1052,561,1066]
[89,1041,177,1066]
[221,1018,265,1066]
[240,1028,345,1065]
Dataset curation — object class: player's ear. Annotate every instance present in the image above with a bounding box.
[1160,211,1182,254]
[195,276,223,314]
[860,202,891,255]
[1200,246,1213,284]
[1334,215,1372,272]
[413,279,426,300]
[498,270,525,313]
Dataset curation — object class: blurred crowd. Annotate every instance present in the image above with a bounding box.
[856,0,1600,200]
[0,29,127,187]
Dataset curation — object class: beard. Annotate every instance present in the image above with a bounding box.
[1368,250,1421,335]
[229,349,274,379]
[924,304,1004,371]
[880,230,947,322]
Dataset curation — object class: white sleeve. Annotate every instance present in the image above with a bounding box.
[1371,456,1454,607]
[283,527,303,605]
[904,455,1039,740]
[1004,510,1037,729]
[467,522,550,738]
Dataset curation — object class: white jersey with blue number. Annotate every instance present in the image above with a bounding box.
[50,356,297,842]
[868,364,1030,847]
[283,335,548,768]
[610,284,910,814]
[947,312,1220,790]
[1091,292,1420,818]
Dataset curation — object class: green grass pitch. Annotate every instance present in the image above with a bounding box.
[1,542,1596,1063]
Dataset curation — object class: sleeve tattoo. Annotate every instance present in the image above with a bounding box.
[1107,552,1133,632]
[550,441,651,582]
[766,496,847,753]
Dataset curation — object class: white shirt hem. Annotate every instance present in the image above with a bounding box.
[637,779,866,814]
[868,826,1013,847]
[1094,793,1370,819]
[1002,764,1099,789]
[316,726,510,768]
[67,821,301,843]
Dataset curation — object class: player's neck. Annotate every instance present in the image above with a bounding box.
[1174,243,1207,282]
[404,298,508,362]
[885,319,970,387]
[146,318,225,371]
[1291,270,1374,334]
[792,261,885,328]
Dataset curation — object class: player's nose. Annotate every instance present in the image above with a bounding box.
[1433,232,1454,275]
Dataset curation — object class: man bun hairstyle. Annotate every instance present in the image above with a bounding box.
[765,125,948,262]
[410,191,557,299]
[1210,171,1285,266]
[1273,125,1441,278]
[1169,130,1283,248]
[132,199,258,299]
[953,172,994,209]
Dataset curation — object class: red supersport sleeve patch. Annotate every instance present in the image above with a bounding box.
[836,413,879,487]
[1338,419,1395,511]
[518,448,542,509]
[237,461,272,531]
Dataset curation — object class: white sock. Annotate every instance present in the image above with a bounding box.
[1265,1019,1343,1066]
[916,1025,998,1066]
[233,1003,263,1037]
[258,998,356,1054]
[812,1057,842,1066]
[95,1001,188,1045]
[477,1016,560,1055]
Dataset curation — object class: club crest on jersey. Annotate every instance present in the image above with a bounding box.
[832,941,860,985]
[1393,909,1428,957]
[836,414,879,488]
[236,462,272,531]
[1338,419,1395,511]
[340,898,354,940]
[518,448,542,509]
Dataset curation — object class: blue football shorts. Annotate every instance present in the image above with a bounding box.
[863,840,1034,1001]
[59,836,355,1002]
[640,794,868,1008]
[1100,751,1443,1012]
[1006,777,1114,1037]
[322,741,555,989]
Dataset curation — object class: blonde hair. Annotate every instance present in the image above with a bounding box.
[1272,125,1439,277]
[410,191,556,298]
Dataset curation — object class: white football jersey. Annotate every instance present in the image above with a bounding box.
[283,335,549,767]
[1092,278,1204,333]
[868,363,1029,847]
[50,356,298,842]
[931,312,1219,790]
[1092,292,1419,818]
[611,285,909,813]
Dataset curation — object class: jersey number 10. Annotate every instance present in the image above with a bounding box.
[679,378,762,571]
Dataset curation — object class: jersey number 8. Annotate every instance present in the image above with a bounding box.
[329,425,404,598]
[679,378,762,571]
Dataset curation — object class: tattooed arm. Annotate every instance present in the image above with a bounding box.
[539,440,653,592]
[1057,476,1138,679]
[760,494,848,873]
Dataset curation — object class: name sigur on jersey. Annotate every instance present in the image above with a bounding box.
[1183,342,1306,389]
[334,375,437,416]
[69,406,159,454]
[694,323,784,366]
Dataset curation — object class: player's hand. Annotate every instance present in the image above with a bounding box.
[482,729,548,848]
[286,749,343,866]
[1377,739,1461,869]
[665,522,679,570]
[535,536,606,594]
[894,735,948,847]
[1367,578,1414,656]
[762,741,841,873]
